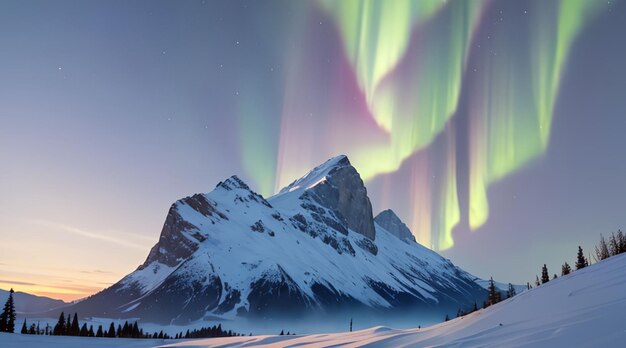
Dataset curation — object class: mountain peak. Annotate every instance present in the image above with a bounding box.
[276,155,351,195]
[216,175,251,191]
[374,209,416,243]
[272,154,376,240]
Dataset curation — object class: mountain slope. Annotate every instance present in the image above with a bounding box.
[64,155,488,328]
[162,252,626,347]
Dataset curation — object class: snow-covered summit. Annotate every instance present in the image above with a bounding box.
[276,155,350,196]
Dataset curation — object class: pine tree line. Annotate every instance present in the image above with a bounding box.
[450,278,518,320]
[594,230,626,262]
[531,230,626,289]
[173,324,242,339]
[18,311,236,339]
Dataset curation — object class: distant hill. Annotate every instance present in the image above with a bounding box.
[0,288,68,314]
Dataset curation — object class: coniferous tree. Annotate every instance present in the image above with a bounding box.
[70,313,80,336]
[561,262,571,276]
[279,330,284,335]
[541,264,550,284]
[507,283,516,298]
[617,230,626,253]
[444,314,450,322]
[79,323,88,337]
[576,246,588,270]
[0,288,16,333]
[88,325,94,337]
[349,318,352,332]
[65,313,71,335]
[486,277,500,306]
[609,232,620,256]
[108,322,116,338]
[53,312,65,335]
[595,234,610,261]
[21,319,27,334]
[535,275,541,287]
[95,325,103,337]
[132,322,139,338]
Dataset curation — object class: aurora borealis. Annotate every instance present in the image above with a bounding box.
[1,0,626,300]
[267,0,605,250]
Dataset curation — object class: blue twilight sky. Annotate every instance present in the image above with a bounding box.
[1,0,625,300]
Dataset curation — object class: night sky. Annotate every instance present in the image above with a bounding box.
[1,0,625,301]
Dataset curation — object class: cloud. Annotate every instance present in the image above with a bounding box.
[32,220,150,251]
[0,279,38,286]
[80,269,113,275]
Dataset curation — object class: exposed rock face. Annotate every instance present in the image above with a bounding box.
[307,156,376,240]
[138,202,202,270]
[374,209,416,243]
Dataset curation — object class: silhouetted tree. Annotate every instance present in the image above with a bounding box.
[507,283,516,298]
[444,314,450,322]
[70,313,79,336]
[576,246,588,270]
[0,288,16,333]
[541,264,550,284]
[108,322,116,338]
[595,234,610,261]
[349,318,352,332]
[52,312,65,335]
[20,319,27,334]
[95,325,103,337]
[617,230,626,253]
[535,275,540,287]
[561,262,571,276]
[80,323,88,337]
[486,277,500,306]
[87,325,94,337]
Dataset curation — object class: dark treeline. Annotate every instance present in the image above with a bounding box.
[173,324,242,339]
[20,311,242,340]
[448,278,517,320]
[530,229,626,290]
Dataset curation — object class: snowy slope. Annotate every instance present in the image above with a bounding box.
[0,333,173,348]
[61,155,487,329]
[159,252,626,347]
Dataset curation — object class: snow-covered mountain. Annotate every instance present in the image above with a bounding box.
[65,155,488,327]
[0,289,68,314]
